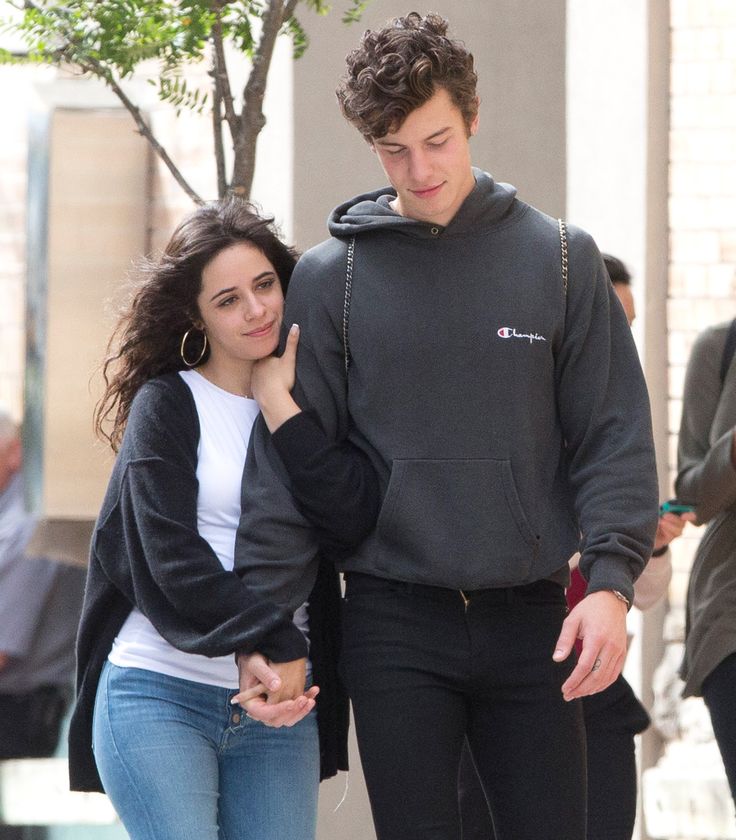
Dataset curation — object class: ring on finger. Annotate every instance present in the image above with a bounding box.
[591,657,602,673]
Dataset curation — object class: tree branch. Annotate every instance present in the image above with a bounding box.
[283,0,299,20]
[210,50,228,198]
[231,0,291,196]
[77,53,203,205]
[211,3,239,141]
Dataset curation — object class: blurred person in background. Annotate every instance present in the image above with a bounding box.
[677,315,736,809]
[0,409,86,840]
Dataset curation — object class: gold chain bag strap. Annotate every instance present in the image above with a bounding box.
[342,221,568,372]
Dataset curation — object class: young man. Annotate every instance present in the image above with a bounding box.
[235,14,658,840]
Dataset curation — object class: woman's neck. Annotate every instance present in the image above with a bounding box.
[195,359,254,398]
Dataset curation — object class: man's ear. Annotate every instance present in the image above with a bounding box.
[469,97,480,136]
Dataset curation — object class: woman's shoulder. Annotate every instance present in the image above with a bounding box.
[123,372,199,457]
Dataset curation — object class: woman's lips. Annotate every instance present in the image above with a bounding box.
[244,321,275,338]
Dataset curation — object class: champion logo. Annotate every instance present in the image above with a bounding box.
[497,327,547,344]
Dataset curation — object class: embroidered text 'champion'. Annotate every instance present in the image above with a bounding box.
[497,327,547,344]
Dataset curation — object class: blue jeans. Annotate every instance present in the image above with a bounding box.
[93,662,319,840]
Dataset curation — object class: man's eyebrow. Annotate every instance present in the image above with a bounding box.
[376,126,451,147]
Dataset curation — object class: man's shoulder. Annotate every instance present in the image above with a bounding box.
[296,237,349,274]
[287,237,351,310]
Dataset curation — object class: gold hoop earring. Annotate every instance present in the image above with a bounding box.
[180,327,208,367]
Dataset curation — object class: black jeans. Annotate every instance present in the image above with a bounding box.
[702,651,736,805]
[458,675,649,840]
[340,573,586,840]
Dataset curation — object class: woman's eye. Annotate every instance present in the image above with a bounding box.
[257,279,276,291]
[219,296,237,307]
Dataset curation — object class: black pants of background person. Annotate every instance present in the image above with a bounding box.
[0,686,69,840]
[457,675,650,840]
[703,651,736,806]
[340,573,586,840]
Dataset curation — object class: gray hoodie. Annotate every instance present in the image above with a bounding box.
[236,170,658,609]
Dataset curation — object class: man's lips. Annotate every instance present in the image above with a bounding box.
[244,321,275,338]
[411,183,444,199]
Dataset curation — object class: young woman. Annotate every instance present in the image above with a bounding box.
[68,199,378,840]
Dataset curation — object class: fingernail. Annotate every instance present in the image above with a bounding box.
[230,696,239,705]
[269,679,280,691]
[553,650,564,660]
[290,323,299,333]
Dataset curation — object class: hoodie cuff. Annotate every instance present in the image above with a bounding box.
[270,410,328,472]
[582,555,636,608]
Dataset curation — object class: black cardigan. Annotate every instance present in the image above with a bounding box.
[69,372,378,791]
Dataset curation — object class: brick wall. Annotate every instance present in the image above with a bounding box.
[668,0,736,608]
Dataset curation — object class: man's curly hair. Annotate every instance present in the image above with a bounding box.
[336,12,478,141]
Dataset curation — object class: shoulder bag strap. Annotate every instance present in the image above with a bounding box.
[343,236,355,375]
[558,218,568,297]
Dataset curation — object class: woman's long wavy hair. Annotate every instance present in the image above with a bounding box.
[95,198,298,451]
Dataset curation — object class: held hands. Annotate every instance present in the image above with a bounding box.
[232,652,318,728]
[552,590,628,702]
[250,323,302,433]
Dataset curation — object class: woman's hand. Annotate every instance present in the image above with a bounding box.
[251,323,302,433]
[654,511,696,552]
[232,652,318,728]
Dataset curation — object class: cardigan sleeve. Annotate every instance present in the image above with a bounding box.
[94,377,307,664]
[269,409,380,552]
[675,326,736,524]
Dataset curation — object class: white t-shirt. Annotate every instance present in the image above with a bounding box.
[109,369,309,688]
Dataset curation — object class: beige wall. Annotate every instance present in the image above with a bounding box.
[26,109,148,519]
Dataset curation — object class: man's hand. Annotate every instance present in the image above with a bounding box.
[232,652,318,728]
[553,590,628,701]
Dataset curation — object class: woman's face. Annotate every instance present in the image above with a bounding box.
[196,242,285,364]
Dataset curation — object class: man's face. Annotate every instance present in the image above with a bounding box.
[371,86,478,228]
[613,282,636,326]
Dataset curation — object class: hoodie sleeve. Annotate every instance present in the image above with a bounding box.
[675,325,736,523]
[235,241,372,610]
[555,229,658,605]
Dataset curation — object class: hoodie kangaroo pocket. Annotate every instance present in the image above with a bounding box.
[376,458,539,586]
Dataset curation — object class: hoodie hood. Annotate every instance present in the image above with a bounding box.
[328,168,519,239]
